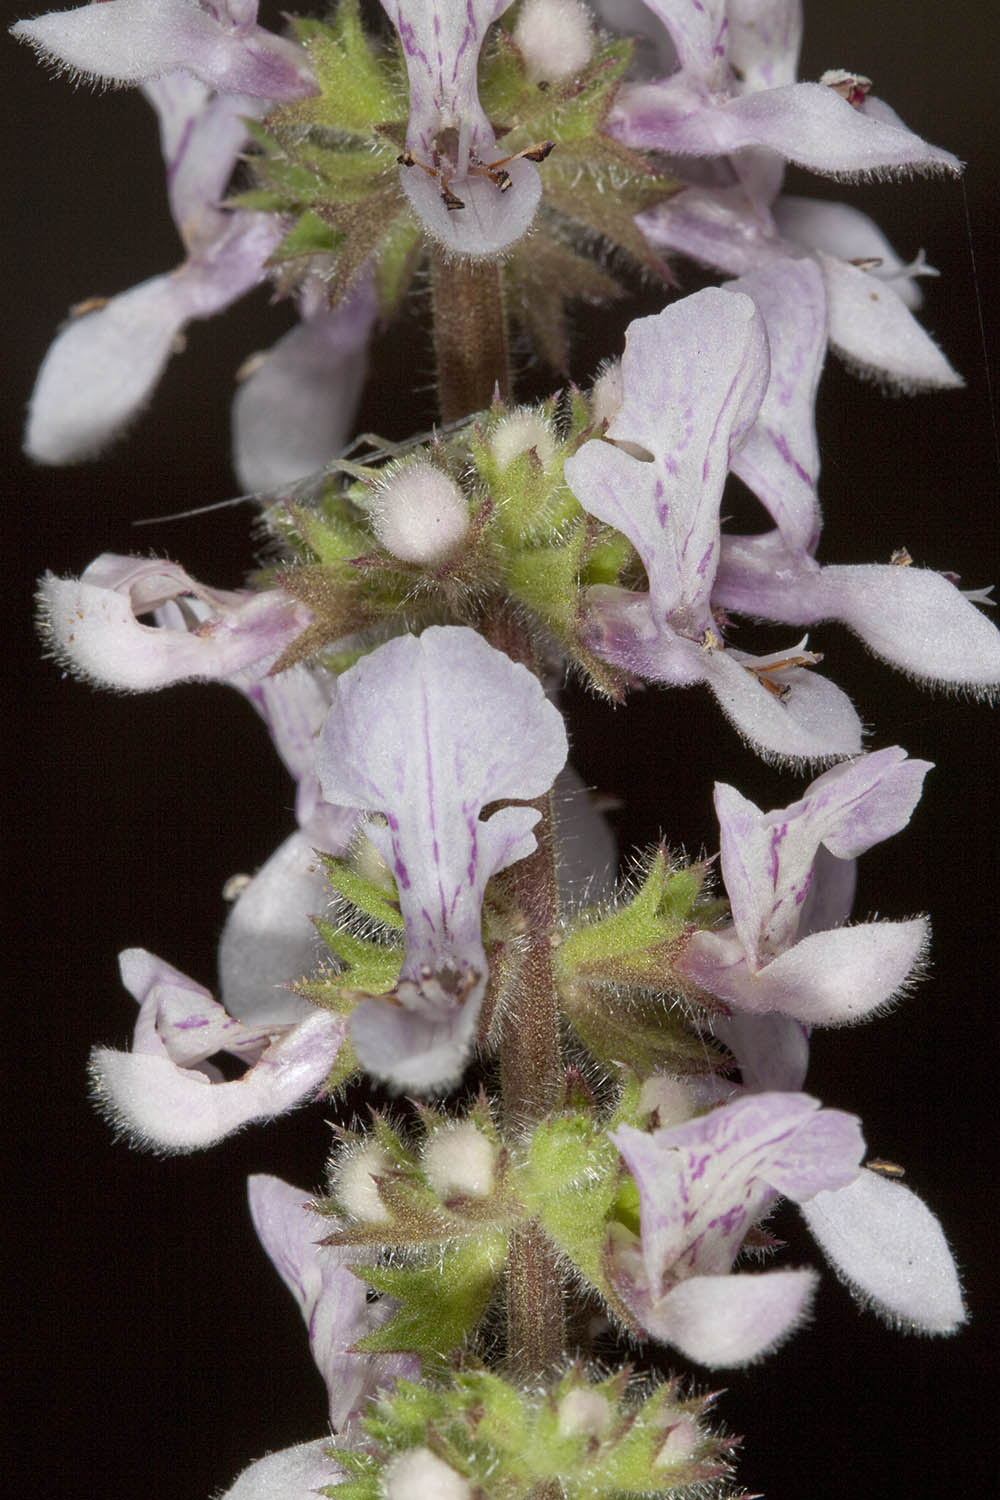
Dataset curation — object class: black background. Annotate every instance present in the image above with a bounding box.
[6,3,998,1497]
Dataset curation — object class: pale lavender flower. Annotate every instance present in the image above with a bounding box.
[10,0,316,98]
[379,0,543,255]
[89,949,348,1151]
[564,287,864,762]
[36,553,312,689]
[608,1,960,202]
[679,747,931,1024]
[248,1174,418,1432]
[610,1091,865,1365]
[316,626,568,1090]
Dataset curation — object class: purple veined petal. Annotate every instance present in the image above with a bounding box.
[635,0,729,76]
[233,274,379,492]
[683,917,929,1024]
[713,748,931,965]
[815,251,962,390]
[248,1175,419,1430]
[380,0,541,255]
[612,1093,861,1292]
[772,195,934,312]
[218,829,345,1026]
[565,289,770,633]
[797,842,857,937]
[637,1268,819,1366]
[726,0,802,92]
[316,626,568,1090]
[143,73,264,250]
[218,1440,345,1500]
[637,186,780,279]
[801,1169,966,1334]
[37,555,312,689]
[11,0,317,100]
[723,257,826,555]
[25,214,282,464]
[712,1012,810,1093]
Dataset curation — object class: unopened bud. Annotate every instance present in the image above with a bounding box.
[384,1447,471,1500]
[423,1121,496,1198]
[655,1418,700,1467]
[371,462,469,564]
[589,360,623,428]
[489,409,557,472]
[557,1387,612,1438]
[638,1075,695,1129]
[514,0,596,84]
[332,1141,392,1222]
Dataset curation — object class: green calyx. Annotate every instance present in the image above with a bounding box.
[328,1364,731,1499]
[234,1,677,352]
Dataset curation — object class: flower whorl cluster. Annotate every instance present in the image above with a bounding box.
[17,2,985,1497]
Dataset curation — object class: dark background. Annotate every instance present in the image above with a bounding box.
[6,3,997,1497]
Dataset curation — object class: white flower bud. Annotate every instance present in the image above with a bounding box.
[514,0,595,84]
[638,1075,695,1129]
[589,360,624,429]
[370,462,469,564]
[557,1387,612,1438]
[383,1447,471,1500]
[654,1418,700,1466]
[332,1141,393,1222]
[422,1121,496,1198]
[489,409,557,472]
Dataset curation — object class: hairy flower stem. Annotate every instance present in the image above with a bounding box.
[500,785,566,1386]
[430,249,510,422]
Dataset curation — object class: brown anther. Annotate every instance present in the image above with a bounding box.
[747,650,823,698]
[849,256,884,271]
[867,1158,907,1178]
[890,547,913,567]
[700,628,723,652]
[440,184,466,211]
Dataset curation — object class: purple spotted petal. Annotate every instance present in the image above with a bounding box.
[89,949,347,1151]
[801,1169,966,1334]
[248,1175,419,1431]
[36,554,312,689]
[612,1093,862,1294]
[713,748,931,967]
[11,0,316,99]
[723,257,826,555]
[566,288,769,636]
[316,626,567,1089]
[380,0,541,254]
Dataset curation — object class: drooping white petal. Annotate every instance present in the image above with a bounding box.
[816,251,962,390]
[218,1440,344,1500]
[714,537,1000,695]
[12,0,316,99]
[248,1175,418,1430]
[37,555,312,689]
[639,1268,819,1367]
[316,626,567,1089]
[684,918,929,1024]
[801,1169,966,1334]
[25,215,280,464]
[233,275,379,492]
[772,195,933,311]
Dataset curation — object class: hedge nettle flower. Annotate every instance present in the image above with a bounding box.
[11,0,316,98]
[36,554,312,689]
[609,1088,965,1367]
[565,287,864,763]
[316,626,568,1090]
[379,0,543,256]
[90,949,348,1151]
[680,747,932,1024]
[248,1174,418,1432]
